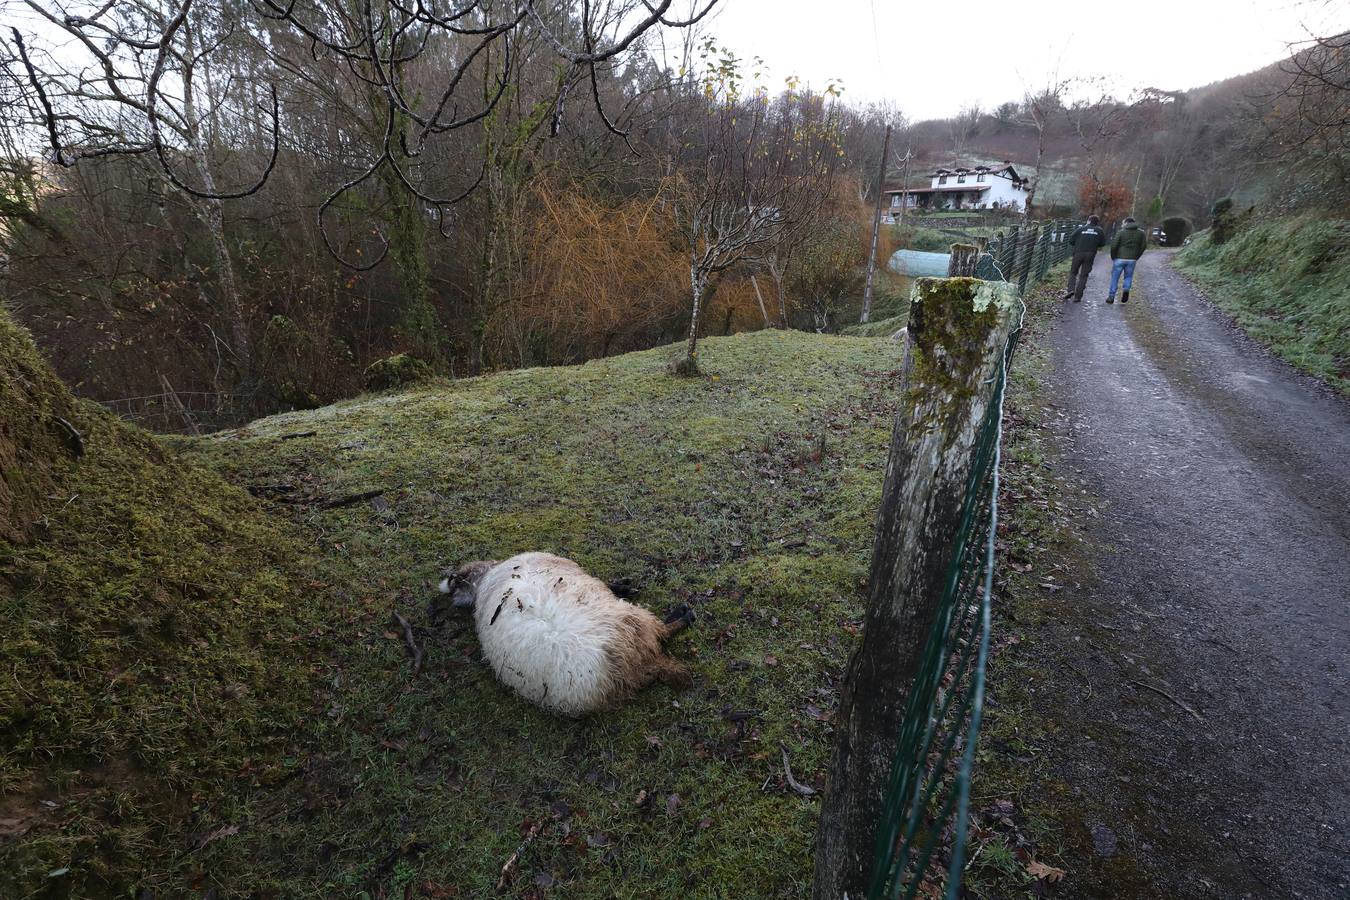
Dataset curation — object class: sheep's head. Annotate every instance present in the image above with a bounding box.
[437,560,495,611]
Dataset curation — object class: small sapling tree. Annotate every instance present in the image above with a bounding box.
[665,46,841,374]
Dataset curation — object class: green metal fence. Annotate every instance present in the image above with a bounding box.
[866,219,1075,900]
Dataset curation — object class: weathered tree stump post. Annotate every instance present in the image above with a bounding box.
[946,243,978,277]
[812,276,1020,900]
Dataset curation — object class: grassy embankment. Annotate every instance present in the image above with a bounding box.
[0,308,326,897]
[1174,214,1349,395]
[5,316,913,897]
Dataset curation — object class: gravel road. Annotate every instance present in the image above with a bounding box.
[1036,250,1349,898]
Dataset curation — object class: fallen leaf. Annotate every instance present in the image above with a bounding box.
[1026,860,1067,882]
[634,789,650,808]
[666,793,682,816]
[764,655,779,667]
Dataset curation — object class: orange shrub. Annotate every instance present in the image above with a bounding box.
[483,182,690,367]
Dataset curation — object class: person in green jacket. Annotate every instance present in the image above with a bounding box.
[1107,217,1147,304]
[1063,215,1106,302]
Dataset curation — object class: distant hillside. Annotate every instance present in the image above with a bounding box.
[891,55,1303,223]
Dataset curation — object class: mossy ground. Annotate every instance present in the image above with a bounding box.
[162,329,906,897]
[1174,215,1349,395]
[1,311,325,897]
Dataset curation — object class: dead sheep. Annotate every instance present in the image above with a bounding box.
[438,552,695,717]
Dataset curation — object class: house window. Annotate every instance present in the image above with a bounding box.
[938,175,947,185]
[976,173,985,182]
[957,174,966,183]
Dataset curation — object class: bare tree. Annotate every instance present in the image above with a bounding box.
[5,0,718,381]
[1066,83,1129,215]
[1256,28,1350,205]
[665,49,841,373]
[8,2,280,377]
[1017,76,1069,218]
[948,102,981,158]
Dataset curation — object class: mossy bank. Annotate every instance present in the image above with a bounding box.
[1,309,326,896]
[1174,214,1349,395]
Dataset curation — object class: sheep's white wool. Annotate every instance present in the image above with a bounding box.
[472,552,624,716]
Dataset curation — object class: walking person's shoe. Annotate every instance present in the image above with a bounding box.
[1121,290,1130,303]
[1106,295,1115,304]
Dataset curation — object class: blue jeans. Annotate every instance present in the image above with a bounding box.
[1109,259,1136,296]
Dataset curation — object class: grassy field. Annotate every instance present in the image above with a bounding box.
[117,329,901,898]
[5,290,1093,896]
[3,323,907,897]
[1174,214,1349,395]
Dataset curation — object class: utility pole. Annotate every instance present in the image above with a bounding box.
[896,144,913,226]
[859,123,893,325]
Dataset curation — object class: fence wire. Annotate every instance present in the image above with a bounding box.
[867,219,1075,900]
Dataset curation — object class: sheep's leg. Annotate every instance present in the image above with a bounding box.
[661,604,696,640]
[652,656,692,689]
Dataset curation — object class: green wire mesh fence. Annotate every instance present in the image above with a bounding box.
[865,219,1076,900]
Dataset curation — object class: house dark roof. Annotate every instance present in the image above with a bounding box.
[932,162,1023,181]
[885,183,993,194]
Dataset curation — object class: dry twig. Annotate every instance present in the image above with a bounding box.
[320,489,385,509]
[781,745,817,797]
[1128,679,1204,722]
[391,612,423,676]
[496,820,543,890]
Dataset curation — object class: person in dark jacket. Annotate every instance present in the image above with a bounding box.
[1063,215,1106,302]
[1107,217,1148,303]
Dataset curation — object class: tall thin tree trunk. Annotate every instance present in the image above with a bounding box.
[188,166,252,381]
[860,124,893,325]
[751,274,771,327]
[684,265,705,368]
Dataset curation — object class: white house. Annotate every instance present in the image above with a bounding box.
[882,163,1029,218]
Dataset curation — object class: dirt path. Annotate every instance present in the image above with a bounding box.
[1034,251,1349,898]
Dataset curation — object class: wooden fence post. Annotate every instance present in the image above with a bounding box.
[812,276,1021,900]
[1001,224,1020,279]
[1016,223,1040,294]
[947,243,978,276]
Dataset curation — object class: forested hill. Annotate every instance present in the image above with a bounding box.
[891,46,1343,226]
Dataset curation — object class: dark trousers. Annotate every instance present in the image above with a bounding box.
[1066,251,1096,298]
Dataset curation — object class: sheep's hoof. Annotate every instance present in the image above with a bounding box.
[607,577,638,599]
[664,603,693,625]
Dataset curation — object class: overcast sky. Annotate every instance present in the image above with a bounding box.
[700,0,1349,120]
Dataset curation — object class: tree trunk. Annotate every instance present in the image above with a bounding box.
[751,274,772,327]
[188,178,252,382]
[812,276,1020,900]
[683,265,706,369]
[769,258,789,329]
[860,124,893,325]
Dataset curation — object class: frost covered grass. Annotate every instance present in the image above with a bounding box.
[152,328,907,897]
[1174,215,1350,395]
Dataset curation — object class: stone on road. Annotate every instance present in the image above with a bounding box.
[1041,250,1349,899]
